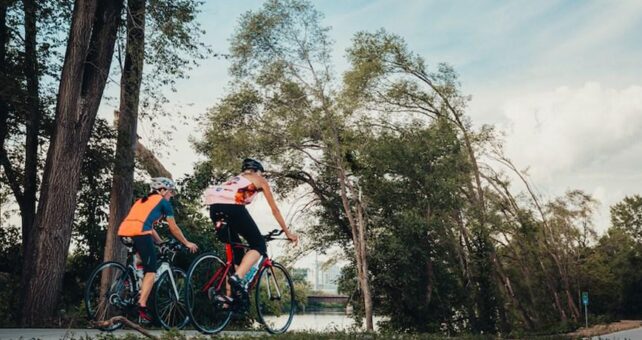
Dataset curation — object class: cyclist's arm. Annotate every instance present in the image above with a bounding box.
[166,217,190,246]
[261,180,287,230]
[166,218,198,252]
[151,228,163,244]
[260,177,298,245]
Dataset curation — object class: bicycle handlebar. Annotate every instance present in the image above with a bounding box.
[263,229,291,242]
[158,238,183,255]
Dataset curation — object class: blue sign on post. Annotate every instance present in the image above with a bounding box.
[582,292,589,305]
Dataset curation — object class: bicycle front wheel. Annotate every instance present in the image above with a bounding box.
[185,253,232,334]
[153,267,189,330]
[84,261,133,331]
[255,262,295,334]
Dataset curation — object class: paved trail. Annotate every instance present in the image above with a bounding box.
[593,327,642,340]
[0,328,261,339]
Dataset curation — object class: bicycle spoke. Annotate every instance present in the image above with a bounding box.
[186,253,232,334]
[255,262,295,334]
[84,262,130,332]
[153,268,189,330]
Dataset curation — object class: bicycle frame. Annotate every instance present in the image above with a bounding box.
[199,238,281,301]
[156,262,181,300]
[125,245,181,302]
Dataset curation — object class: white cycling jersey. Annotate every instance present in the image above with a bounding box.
[202,174,260,205]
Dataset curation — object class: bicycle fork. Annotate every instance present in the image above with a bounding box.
[265,267,282,301]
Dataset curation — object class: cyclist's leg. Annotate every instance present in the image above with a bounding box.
[232,207,267,279]
[211,205,243,300]
[132,234,157,320]
[211,205,246,267]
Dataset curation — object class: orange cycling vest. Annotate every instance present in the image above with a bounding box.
[118,195,165,237]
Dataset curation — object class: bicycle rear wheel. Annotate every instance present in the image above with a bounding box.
[84,261,133,331]
[153,267,189,330]
[185,253,233,334]
[254,262,295,334]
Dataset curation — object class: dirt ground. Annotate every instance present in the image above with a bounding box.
[567,320,642,338]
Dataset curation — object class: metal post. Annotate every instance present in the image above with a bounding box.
[314,252,319,291]
[581,291,589,328]
[584,303,588,328]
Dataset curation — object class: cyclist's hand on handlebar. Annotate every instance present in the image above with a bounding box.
[184,241,198,253]
[285,230,299,246]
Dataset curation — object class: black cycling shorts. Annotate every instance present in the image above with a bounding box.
[210,204,267,265]
[131,234,157,273]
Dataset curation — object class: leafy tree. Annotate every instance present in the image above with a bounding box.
[20,0,124,325]
[343,28,510,333]
[610,195,642,243]
[0,0,72,258]
[0,217,20,325]
[360,119,472,332]
[0,0,209,325]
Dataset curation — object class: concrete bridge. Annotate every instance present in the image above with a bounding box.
[307,294,349,305]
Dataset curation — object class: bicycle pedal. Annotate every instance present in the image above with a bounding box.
[232,287,249,299]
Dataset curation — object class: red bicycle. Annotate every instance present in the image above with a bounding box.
[185,226,296,334]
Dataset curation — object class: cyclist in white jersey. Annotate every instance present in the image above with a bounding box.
[203,158,298,299]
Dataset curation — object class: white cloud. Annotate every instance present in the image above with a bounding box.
[501,82,642,182]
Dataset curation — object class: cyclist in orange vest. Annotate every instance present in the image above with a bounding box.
[118,177,198,321]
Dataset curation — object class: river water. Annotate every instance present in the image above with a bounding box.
[282,312,384,332]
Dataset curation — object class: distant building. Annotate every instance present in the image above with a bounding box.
[292,265,341,293]
[292,251,347,294]
[315,264,340,293]
[305,256,342,293]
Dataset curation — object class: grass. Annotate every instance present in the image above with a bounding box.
[63,329,574,340]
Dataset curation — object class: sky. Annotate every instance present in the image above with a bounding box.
[96,0,642,251]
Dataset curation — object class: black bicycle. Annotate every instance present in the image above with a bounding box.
[84,238,189,330]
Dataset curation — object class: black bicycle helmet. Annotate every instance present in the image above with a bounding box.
[241,158,264,172]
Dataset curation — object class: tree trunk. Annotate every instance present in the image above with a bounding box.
[135,141,172,178]
[453,210,479,327]
[425,258,434,306]
[355,199,374,331]
[502,155,581,320]
[561,265,581,319]
[490,250,536,330]
[113,110,172,179]
[335,159,374,331]
[537,255,567,321]
[21,0,40,255]
[103,0,145,268]
[20,0,123,326]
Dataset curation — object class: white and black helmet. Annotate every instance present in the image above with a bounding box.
[150,177,176,191]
